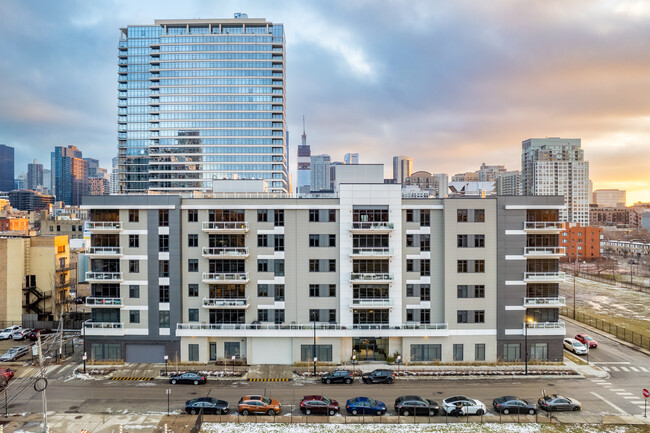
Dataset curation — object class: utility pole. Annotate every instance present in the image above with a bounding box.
[58,312,64,362]
[573,255,578,319]
[37,332,48,433]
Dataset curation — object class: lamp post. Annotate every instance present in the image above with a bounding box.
[311,311,317,376]
[164,355,168,377]
[524,317,534,375]
[82,325,86,374]
[231,355,235,373]
[396,355,401,375]
[573,256,578,319]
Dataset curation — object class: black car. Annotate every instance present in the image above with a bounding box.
[169,372,206,385]
[394,395,439,416]
[322,369,354,384]
[492,396,537,415]
[185,397,229,415]
[361,369,395,384]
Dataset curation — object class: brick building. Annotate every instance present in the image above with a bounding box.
[560,224,603,262]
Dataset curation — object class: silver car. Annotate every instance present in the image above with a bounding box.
[0,346,29,362]
[563,338,588,355]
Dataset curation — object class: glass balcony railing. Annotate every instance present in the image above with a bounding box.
[350,222,395,231]
[201,272,249,283]
[350,273,393,282]
[202,221,249,232]
[523,296,566,307]
[202,298,249,308]
[86,297,124,307]
[523,272,566,282]
[85,272,123,282]
[524,221,564,231]
[350,247,393,256]
[202,247,249,257]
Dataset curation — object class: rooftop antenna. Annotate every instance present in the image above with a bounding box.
[302,115,305,134]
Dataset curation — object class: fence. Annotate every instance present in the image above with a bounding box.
[560,307,650,351]
[575,271,650,293]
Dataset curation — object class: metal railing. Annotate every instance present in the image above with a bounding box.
[523,221,564,231]
[202,298,249,308]
[177,322,448,331]
[87,221,122,230]
[202,247,249,257]
[350,248,393,256]
[202,221,249,231]
[86,297,123,306]
[526,321,565,329]
[523,297,566,307]
[87,246,123,256]
[351,222,395,230]
[351,298,395,307]
[83,321,123,329]
[523,247,566,256]
[85,272,123,281]
[350,273,393,282]
[201,272,249,282]
[523,272,566,281]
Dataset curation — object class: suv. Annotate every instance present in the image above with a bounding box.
[361,369,395,384]
[300,395,339,416]
[238,395,281,415]
[321,369,354,384]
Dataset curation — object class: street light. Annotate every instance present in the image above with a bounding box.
[311,311,317,376]
[524,317,535,375]
[164,355,169,377]
[396,355,401,375]
[231,355,236,373]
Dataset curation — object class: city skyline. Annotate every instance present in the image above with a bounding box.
[0,1,649,204]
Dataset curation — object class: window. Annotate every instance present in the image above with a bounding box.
[474,285,485,298]
[129,285,140,298]
[129,310,140,324]
[410,344,441,362]
[503,343,521,361]
[475,344,486,361]
[474,310,485,323]
[257,209,268,222]
[406,234,414,247]
[457,310,468,323]
[188,343,199,361]
[329,284,336,296]
[474,260,485,273]
[274,285,285,301]
[129,209,139,222]
[420,285,430,301]
[420,260,430,276]
[474,209,485,222]
[72,225,76,232]
[159,311,170,328]
[257,309,268,322]
[49,226,53,232]
[57,225,60,232]
[420,234,430,251]
[300,345,333,362]
[159,209,169,227]
[159,235,169,252]
[406,259,414,272]
[188,234,198,247]
[275,309,285,324]
[474,235,485,248]
[530,343,548,360]
[457,260,468,273]
[309,284,318,297]
[406,284,415,297]
[457,209,468,222]
[159,260,169,278]
[457,285,468,298]
[309,209,319,222]
[309,234,320,247]
[159,285,170,303]
[328,234,336,247]
[420,210,430,227]
[309,309,320,322]
[188,284,198,297]
[453,344,464,361]
[328,209,336,222]
[309,259,319,272]
[406,210,414,222]
[258,284,269,297]
[274,260,285,276]
[257,260,269,272]
[188,259,198,272]
[187,209,198,222]
[328,259,336,272]
[274,209,284,226]
[274,235,284,251]
[257,234,268,247]
[421,310,430,324]
[129,260,139,273]
[129,234,139,248]
[189,308,199,322]
[224,342,240,359]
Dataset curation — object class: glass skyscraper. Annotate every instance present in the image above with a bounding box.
[118,16,287,193]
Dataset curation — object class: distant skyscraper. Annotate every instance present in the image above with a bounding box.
[477,163,507,182]
[111,157,120,194]
[118,16,287,193]
[0,145,14,192]
[496,170,520,196]
[521,138,590,225]
[593,189,626,208]
[344,153,359,165]
[51,145,88,206]
[310,154,331,191]
[27,160,44,191]
[392,155,413,184]
[296,117,311,194]
[43,169,52,195]
[433,173,448,198]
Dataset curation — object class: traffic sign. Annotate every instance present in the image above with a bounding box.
[643,389,649,398]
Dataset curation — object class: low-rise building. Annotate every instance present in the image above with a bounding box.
[0,217,29,233]
[559,224,602,262]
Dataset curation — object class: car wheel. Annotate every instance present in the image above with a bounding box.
[362,378,368,383]
[377,410,383,416]
[503,409,510,415]
[351,409,358,415]
[429,410,435,416]
[193,380,199,385]
[190,409,197,415]
[241,409,249,416]
[267,409,275,416]
[402,410,409,417]
[345,378,351,384]
[325,379,331,384]
[328,409,335,416]
[171,379,177,384]
[305,409,311,415]
[217,409,222,415]
[528,409,536,415]
[386,377,393,384]
[476,409,484,416]
[572,406,581,411]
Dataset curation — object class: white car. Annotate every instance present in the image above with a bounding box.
[12,329,31,341]
[442,396,487,415]
[0,326,21,340]
[563,338,588,355]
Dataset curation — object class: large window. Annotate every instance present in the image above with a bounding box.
[503,343,521,361]
[159,311,170,328]
[159,209,169,227]
[410,344,441,362]
[159,285,170,303]
[128,209,139,222]
[453,344,464,361]
[300,345,332,362]
[475,344,486,361]
[188,344,199,361]
[530,343,548,360]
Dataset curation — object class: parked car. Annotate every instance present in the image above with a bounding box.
[12,329,31,341]
[0,326,21,340]
[169,372,206,385]
[27,329,54,341]
[0,368,15,380]
[238,395,281,415]
[185,397,229,415]
[361,369,395,384]
[442,396,487,415]
[300,395,339,416]
[0,346,29,362]
[538,394,581,412]
[563,338,589,355]
[575,333,598,349]
[345,396,387,416]
[394,395,439,416]
[322,369,354,384]
[492,396,537,415]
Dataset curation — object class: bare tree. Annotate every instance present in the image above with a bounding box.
[594,258,618,276]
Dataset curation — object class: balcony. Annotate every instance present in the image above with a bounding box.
[202,247,249,259]
[87,246,123,258]
[351,298,394,309]
[525,321,566,336]
[86,221,123,232]
[523,296,566,308]
[202,272,249,284]
[83,321,125,336]
[350,247,393,258]
[202,298,249,309]
[523,221,564,233]
[523,272,566,283]
[350,273,393,283]
[350,222,394,233]
[202,221,249,233]
[86,297,124,308]
[524,247,566,259]
[85,272,124,283]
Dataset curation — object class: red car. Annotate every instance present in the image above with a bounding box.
[28,328,54,341]
[0,368,14,381]
[300,395,340,416]
[575,333,597,348]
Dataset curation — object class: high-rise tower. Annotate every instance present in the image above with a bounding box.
[118,15,288,193]
[296,116,311,194]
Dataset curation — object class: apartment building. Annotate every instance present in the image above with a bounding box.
[560,224,603,262]
[81,187,565,364]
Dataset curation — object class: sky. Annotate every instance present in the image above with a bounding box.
[0,0,649,204]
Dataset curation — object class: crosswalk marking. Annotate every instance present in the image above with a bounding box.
[593,362,631,365]
[640,367,648,372]
[611,367,620,371]
[610,389,626,391]
[623,396,639,399]
[620,366,629,372]
[630,367,639,372]
[617,392,633,396]
[602,366,610,372]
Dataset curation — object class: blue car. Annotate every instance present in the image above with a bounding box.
[345,396,387,416]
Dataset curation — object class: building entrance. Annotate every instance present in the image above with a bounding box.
[353,338,388,361]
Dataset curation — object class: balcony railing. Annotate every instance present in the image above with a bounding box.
[350,273,393,282]
[177,322,447,332]
[86,297,124,307]
[83,321,125,336]
[523,296,566,308]
[350,222,394,232]
[523,272,566,282]
[87,246,123,257]
[87,221,123,231]
[85,272,123,282]
[524,247,566,257]
[526,321,566,329]
[202,297,249,309]
[350,248,393,257]
[202,221,249,232]
[202,247,249,258]
[202,272,249,283]
[523,221,564,232]
[351,298,394,308]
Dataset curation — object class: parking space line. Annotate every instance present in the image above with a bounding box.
[620,367,629,372]
[590,392,627,415]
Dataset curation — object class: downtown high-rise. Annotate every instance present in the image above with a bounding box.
[118,15,287,193]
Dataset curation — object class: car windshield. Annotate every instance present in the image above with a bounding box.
[583,336,593,341]
[322,397,331,405]
[542,396,553,402]
[261,397,271,405]
[368,399,376,406]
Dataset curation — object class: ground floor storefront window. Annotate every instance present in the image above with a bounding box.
[300,344,332,362]
[410,344,441,362]
[91,343,121,360]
